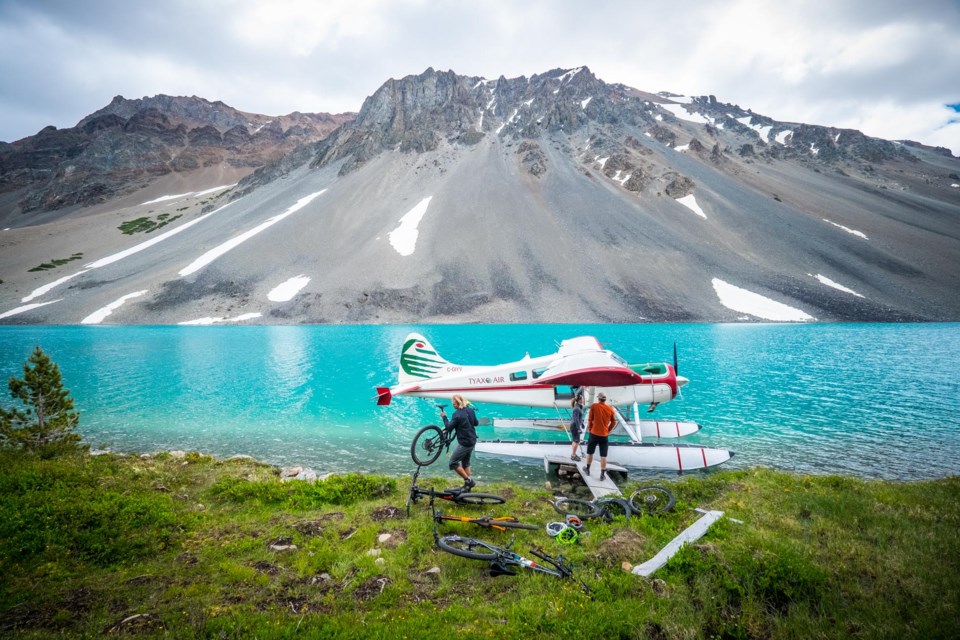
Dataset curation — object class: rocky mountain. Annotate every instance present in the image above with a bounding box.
[0,95,354,217]
[1,67,958,324]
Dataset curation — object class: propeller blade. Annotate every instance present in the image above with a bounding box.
[673,342,686,398]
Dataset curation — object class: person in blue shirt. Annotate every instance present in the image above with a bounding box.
[441,394,479,490]
[569,391,585,461]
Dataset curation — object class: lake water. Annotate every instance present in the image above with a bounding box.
[1,324,958,484]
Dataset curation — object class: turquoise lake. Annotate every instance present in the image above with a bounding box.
[1,324,958,485]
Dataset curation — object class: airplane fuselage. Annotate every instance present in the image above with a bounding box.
[399,354,682,408]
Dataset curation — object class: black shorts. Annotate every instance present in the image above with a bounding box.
[586,434,609,457]
[570,423,582,442]
[449,443,474,470]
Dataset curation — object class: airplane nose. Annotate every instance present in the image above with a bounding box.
[676,375,689,387]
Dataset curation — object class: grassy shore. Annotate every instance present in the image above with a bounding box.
[0,450,957,639]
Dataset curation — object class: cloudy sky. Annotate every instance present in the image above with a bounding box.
[2,0,958,154]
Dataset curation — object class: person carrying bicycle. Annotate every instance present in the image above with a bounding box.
[441,394,479,490]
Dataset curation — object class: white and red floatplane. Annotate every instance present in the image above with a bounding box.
[376,333,734,472]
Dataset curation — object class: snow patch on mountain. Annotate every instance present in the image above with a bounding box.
[810,273,864,297]
[676,194,707,219]
[22,270,89,303]
[823,218,868,239]
[81,290,148,324]
[268,275,311,302]
[0,300,61,320]
[179,191,325,277]
[140,184,234,205]
[389,196,433,257]
[661,103,711,125]
[712,278,814,321]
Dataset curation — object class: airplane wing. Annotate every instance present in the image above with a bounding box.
[535,350,644,387]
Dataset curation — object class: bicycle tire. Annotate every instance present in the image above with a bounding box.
[595,497,632,521]
[411,424,445,466]
[629,485,676,515]
[455,493,505,507]
[436,534,501,561]
[550,497,602,520]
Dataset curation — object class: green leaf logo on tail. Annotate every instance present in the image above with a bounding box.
[401,338,446,379]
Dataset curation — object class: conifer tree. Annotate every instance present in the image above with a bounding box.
[0,346,82,452]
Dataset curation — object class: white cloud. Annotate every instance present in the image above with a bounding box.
[0,0,957,154]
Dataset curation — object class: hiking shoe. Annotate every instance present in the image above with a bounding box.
[583,465,590,476]
[464,478,476,491]
[600,469,607,481]
[571,454,581,461]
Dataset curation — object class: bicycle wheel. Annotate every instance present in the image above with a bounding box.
[551,497,602,520]
[436,535,501,560]
[629,486,676,515]
[411,424,445,466]
[595,497,632,521]
[455,492,505,507]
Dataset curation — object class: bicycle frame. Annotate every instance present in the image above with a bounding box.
[433,508,538,532]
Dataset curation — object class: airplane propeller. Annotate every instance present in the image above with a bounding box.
[673,342,687,400]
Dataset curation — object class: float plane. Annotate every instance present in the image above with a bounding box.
[376,333,733,472]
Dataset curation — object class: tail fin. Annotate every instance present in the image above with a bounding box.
[398,333,450,384]
[375,387,392,406]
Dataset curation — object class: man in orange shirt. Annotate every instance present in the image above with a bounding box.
[584,392,617,480]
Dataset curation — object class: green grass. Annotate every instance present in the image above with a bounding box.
[0,451,957,639]
[27,253,83,272]
[118,214,182,235]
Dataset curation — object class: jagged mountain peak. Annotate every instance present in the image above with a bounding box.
[0,95,354,217]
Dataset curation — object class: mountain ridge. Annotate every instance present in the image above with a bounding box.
[1,66,958,325]
[0,94,355,219]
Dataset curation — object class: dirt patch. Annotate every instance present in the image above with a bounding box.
[175,552,198,566]
[267,536,292,547]
[371,505,404,521]
[294,511,345,535]
[378,529,407,548]
[595,528,647,565]
[252,561,282,576]
[353,576,390,601]
[124,575,168,587]
[103,613,166,635]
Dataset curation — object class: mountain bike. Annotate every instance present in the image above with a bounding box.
[546,485,675,521]
[410,404,454,466]
[434,530,590,594]
[406,466,505,515]
[434,508,539,532]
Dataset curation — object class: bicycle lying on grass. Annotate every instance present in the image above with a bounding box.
[406,466,505,516]
[433,508,539,532]
[434,528,591,594]
[546,485,676,521]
